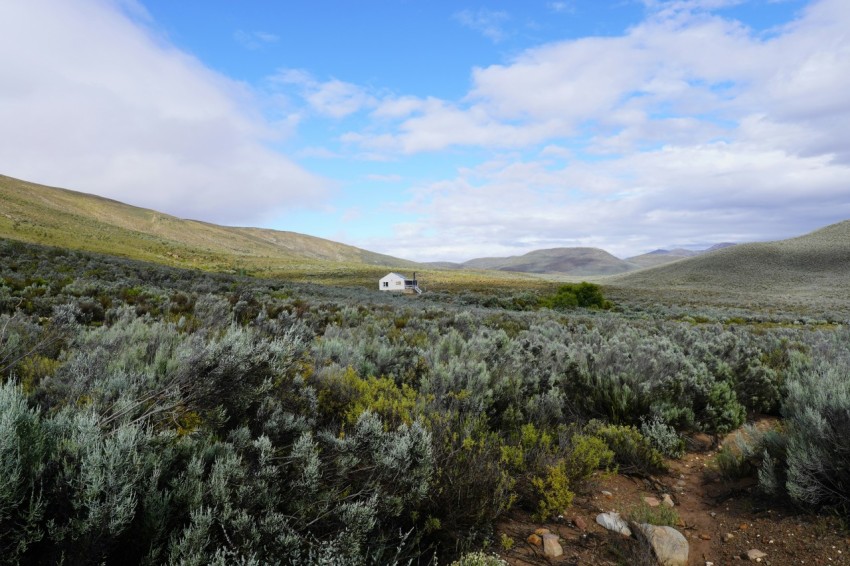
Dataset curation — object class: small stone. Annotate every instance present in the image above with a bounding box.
[542,533,564,558]
[724,533,735,542]
[644,496,661,507]
[662,493,676,507]
[739,523,749,531]
[527,534,542,546]
[699,533,712,540]
[636,524,689,566]
[710,511,717,518]
[534,527,550,536]
[596,512,632,537]
[676,479,687,487]
[573,516,588,531]
[746,549,767,562]
[601,490,614,498]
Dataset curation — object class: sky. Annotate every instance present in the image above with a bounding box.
[1,0,849,262]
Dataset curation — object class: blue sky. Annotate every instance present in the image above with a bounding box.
[2,0,849,261]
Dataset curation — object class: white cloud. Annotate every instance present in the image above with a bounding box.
[366,140,850,262]
[453,9,511,43]
[344,0,850,160]
[333,0,850,260]
[274,69,376,118]
[0,0,327,225]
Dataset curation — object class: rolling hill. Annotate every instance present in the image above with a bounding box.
[608,221,850,311]
[430,243,740,275]
[0,174,418,275]
[431,247,635,275]
[463,247,635,275]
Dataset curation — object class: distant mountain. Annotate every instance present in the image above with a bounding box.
[626,244,735,269]
[626,248,699,269]
[705,242,736,252]
[440,242,741,276]
[455,247,636,276]
[611,222,850,299]
[0,174,418,273]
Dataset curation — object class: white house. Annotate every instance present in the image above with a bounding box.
[379,272,421,294]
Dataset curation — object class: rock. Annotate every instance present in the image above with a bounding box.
[723,533,735,542]
[534,527,550,536]
[527,534,542,546]
[601,490,614,498]
[542,533,564,558]
[699,533,712,540]
[573,516,588,531]
[662,493,675,507]
[644,496,661,507]
[596,512,632,537]
[745,549,767,562]
[636,524,689,566]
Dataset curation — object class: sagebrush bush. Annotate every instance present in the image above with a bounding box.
[640,416,685,458]
[0,381,48,563]
[782,362,850,514]
[0,235,842,562]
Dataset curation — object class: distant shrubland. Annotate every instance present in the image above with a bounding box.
[1,237,849,564]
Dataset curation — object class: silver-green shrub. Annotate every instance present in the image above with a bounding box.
[783,362,850,512]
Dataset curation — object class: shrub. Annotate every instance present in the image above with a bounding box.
[700,381,746,435]
[782,364,850,514]
[640,416,685,459]
[316,366,418,428]
[562,433,615,485]
[502,424,613,521]
[541,282,609,310]
[531,462,574,521]
[0,381,49,563]
[450,551,509,566]
[585,421,666,476]
[425,414,515,552]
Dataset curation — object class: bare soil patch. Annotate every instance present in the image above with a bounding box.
[494,428,850,565]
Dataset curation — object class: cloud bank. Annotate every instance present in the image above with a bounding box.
[337,0,850,260]
[0,0,327,225]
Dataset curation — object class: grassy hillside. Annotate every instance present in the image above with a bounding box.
[461,247,636,275]
[0,174,419,271]
[608,221,850,313]
[0,174,554,291]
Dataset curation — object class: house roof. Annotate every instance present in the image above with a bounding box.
[382,272,407,279]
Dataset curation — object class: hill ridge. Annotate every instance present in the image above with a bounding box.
[0,173,418,273]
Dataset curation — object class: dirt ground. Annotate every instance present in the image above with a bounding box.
[494,429,850,566]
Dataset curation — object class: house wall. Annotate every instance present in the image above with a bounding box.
[378,274,406,291]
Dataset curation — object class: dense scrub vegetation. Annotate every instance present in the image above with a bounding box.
[1,237,849,564]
